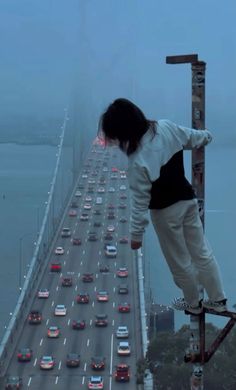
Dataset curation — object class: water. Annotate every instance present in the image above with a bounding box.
[0,143,235,339]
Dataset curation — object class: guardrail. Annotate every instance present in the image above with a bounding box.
[136,249,153,390]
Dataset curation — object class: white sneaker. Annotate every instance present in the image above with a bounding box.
[172,297,202,315]
[202,299,227,313]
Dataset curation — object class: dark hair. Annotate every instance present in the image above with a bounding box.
[99,98,156,155]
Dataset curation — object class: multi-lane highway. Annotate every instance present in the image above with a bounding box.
[4,144,142,389]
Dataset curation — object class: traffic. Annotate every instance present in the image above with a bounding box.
[4,144,141,389]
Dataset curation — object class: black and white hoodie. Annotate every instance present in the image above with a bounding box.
[128,119,212,242]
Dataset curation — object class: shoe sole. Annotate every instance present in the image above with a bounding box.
[202,305,227,313]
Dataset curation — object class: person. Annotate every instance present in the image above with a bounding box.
[99,98,227,315]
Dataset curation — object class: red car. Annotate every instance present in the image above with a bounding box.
[72,238,82,245]
[69,209,77,217]
[17,348,32,362]
[116,267,128,278]
[50,262,62,272]
[114,364,130,382]
[77,293,90,303]
[72,319,86,330]
[118,302,131,313]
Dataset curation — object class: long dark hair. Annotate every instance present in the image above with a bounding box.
[99,98,156,155]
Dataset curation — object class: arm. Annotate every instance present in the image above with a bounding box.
[128,164,152,245]
[176,124,213,150]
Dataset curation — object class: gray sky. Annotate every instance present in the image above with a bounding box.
[1,0,236,144]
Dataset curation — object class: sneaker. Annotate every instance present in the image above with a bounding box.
[202,299,227,313]
[172,297,202,315]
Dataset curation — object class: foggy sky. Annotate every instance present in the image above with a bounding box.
[1,0,236,144]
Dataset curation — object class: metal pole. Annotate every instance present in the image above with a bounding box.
[166,54,206,390]
[189,61,206,390]
[19,237,22,292]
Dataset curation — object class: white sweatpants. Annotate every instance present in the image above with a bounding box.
[150,199,226,306]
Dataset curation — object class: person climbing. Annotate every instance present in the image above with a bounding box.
[99,97,227,315]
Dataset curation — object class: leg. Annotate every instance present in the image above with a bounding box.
[150,202,200,306]
[183,199,226,301]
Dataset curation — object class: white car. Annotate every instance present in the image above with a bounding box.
[55,246,64,255]
[75,190,82,197]
[88,179,96,184]
[116,325,129,338]
[54,304,67,316]
[84,204,92,210]
[103,167,108,172]
[108,187,115,193]
[82,174,88,178]
[80,213,89,221]
[117,341,131,356]
[40,355,55,370]
[107,225,115,232]
[85,196,92,202]
[119,185,126,191]
[38,288,50,299]
[88,376,104,389]
[105,245,117,258]
[97,187,105,193]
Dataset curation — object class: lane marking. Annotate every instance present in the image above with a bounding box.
[87,339,90,347]
[27,377,32,387]
[84,362,87,371]
[33,358,37,366]
[40,339,43,346]
[55,376,59,384]
[58,361,62,370]
[63,338,66,345]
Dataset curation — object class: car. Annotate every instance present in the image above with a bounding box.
[91,356,105,370]
[96,291,109,302]
[72,237,82,245]
[118,284,129,294]
[102,167,108,172]
[97,187,105,193]
[84,203,92,210]
[82,174,88,178]
[61,276,73,287]
[75,190,82,197]
[116,267,128,277]
[17,347,32,362]
[99,265,110,273]
[77,293,90,304]
[118,302,131,313]
[50,261,62,272]
[82,273,94,282]
[120,185,126,190]
[120,194,127,199]
[54,304,67,316]
[87,187,94,193]
[66,353,80,367]
[77,184,84,189]
[69,209,77,217]
[112,167,119,172]
[118,203,126,209]
[88,179,96,184]
[94,221,101,227]
[88,376,104,389]
[119,236,129,244]
[47,326,60,338]
[5,376,23,389]
[104,245,117,258]
[107,225,115,232]
[115,364,130,382]
[39,355,55,370]
[85,195,92,202]
[72,319,86,330]
[108,187,115,192]
[117,341,131,356]
[71,201,79,208]
[55,246,64,255]
[88,232,98,241]
[80,213,89,221]
[107,212,115,220]
[119,216,127,223]
[116,325,129,338]
[95,314,108,327]
[103,233,113,241]
[94,209,101,215]
[61,227,71,237]
[28,310,42,324]
[111,173,118,179]
[107,204,115,209]
[120,174,127,179]
[37,288,49,298]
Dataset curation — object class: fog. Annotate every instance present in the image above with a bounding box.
[1,0,236,145]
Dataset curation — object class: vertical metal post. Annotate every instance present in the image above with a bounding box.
[166,54,206,390]
[190,61,206,390]
[19,237,23,292]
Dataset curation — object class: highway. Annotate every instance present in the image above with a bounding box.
[5,144,142,389]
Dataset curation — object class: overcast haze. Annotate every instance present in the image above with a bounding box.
[0,0,236,145]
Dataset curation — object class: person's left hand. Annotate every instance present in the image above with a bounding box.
[131,240,142,250]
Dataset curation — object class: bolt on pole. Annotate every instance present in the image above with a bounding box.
[166,54,206,390]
